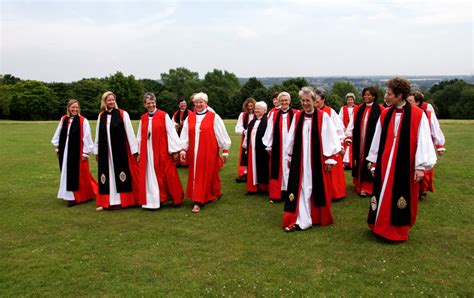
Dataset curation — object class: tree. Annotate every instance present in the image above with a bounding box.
[71,79,108,119]
[0,74,21,85]
[9,80,60,120]
[239,77,265,101]
[203,69,241,118]
[106,71,144,119]
[161,67,201,99]
[431,80,469,119]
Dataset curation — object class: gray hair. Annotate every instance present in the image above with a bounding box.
[277,91,291,101]
[143,92,156,103]
[299,86,316,100]
[255,101,268,112]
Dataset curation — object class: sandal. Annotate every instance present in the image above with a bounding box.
[284,225,297,232]
[192,205,201,213]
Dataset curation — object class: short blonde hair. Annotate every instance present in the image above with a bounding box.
[100,91,119,112]
[66,99,81,117]
[242,97,257,112]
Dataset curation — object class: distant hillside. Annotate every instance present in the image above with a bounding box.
[239,75,474,91]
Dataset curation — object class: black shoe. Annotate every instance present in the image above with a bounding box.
[235,176,246,183]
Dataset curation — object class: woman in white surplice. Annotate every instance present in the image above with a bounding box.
[282,86,341,232]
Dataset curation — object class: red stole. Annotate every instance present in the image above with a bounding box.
[138,111,184,205]
[186,112,223,203]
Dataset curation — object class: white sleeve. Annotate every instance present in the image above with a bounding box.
[321,113,342,163]
[180,118,190,151]
[136,120,142,152]
[235,112,244,134]
[285,116,296,158]
[214,113,231,150]
[123,111,138,154]
[366,118,382,163]
[262,113,274,148]
[345,116,354,137]
[427,103,436,115]
[430,112,446,148]
[415,113,437,170]
[331,110,346,142]
[338,107,344,124]
[51,118,63,147]
[242,130,248,149]
[82,118,93,155]
[93,115,101,155]
[165,114,181,154]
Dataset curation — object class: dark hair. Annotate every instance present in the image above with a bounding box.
[362,87,378,101]
[386,77,411,101]
[178,98,186,104]
[315,88,326,100]
[272,92,280,99]
[414,91,424,104]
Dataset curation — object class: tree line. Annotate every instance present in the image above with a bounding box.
[0,69,473,120]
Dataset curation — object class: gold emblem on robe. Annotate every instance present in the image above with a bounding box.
[289,193,295,202]
[119,171,127,182]
[100,174,106,184]
[371,196,377,211]
[397,196,407,209]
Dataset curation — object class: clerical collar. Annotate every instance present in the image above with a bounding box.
[281,108,290,114]
[180,109,186,112]
[304,109,315,117]
[148,109,157,117]
[395,101,406,110]
[275,106,281,110]
[196,109,208,115]
[106,108,114,114]
[366,102,374,107]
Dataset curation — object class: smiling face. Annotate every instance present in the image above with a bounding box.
[346,96,355,107]
[385,87,404,106]
[363,90,375,103]
[254,104,265,118]
[193,99,207,112]
[68,102,80,116]
[279,95,290,110]
[407,95,416,105]
[144,98,156,113]
[273,97,280,108]
[300,94,315,113]
[247,102,255,113]
[178,100,187,110]
[314,94,324,109]
[106,95,116,110]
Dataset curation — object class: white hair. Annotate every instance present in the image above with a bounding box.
[299,86,316,99]
[277,91,291,101]
[193,92,208,103]
[255,101,268,112]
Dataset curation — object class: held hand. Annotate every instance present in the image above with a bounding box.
[324,164,334,172]
[222,155,229,164]
[438,150,445,156]
[136,154,140,164]
[180,153,187,163]
[81,156,88,161]
[371,169,375,177]
[414,170,424,182]
[172,153,179,162]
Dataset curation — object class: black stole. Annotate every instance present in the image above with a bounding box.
[98,109,132,194]
[368,104,412,226]
[58,116,80,191]
[352,103,381,181]
[239,112,252,167]
[270,109,294,179]
[284,111,326,213]
[174,109,188,123]
[246,114,269,184]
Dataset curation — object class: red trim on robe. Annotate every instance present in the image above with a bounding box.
[96,109,139,208]
[138,111,184,206]
[237,112,248,177]
[186,112,223,204]
[369,106,423,241]
[282,110,334,228]
[71,115,98,203]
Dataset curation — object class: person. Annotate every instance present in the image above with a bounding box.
[94,91,139,210]
[51,99,97,207]
[235,98,256,182]
[314,89,346,200]
[267,92,281,120]
[407,91,446,200]
[345,87,384,197]
[172,98,190,136]
[339,93,359,169]
[282,86,341,232]
[366,77,437,242]
[137,92,184,210]
[179,92,231,213]
[262,92,297,203]
[242,101,270,194]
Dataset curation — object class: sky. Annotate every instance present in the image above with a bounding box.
[1,0,473,82]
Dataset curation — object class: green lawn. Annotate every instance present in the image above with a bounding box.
[0,119,472,296]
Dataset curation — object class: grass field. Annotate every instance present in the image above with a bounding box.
[0,119,473,296]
